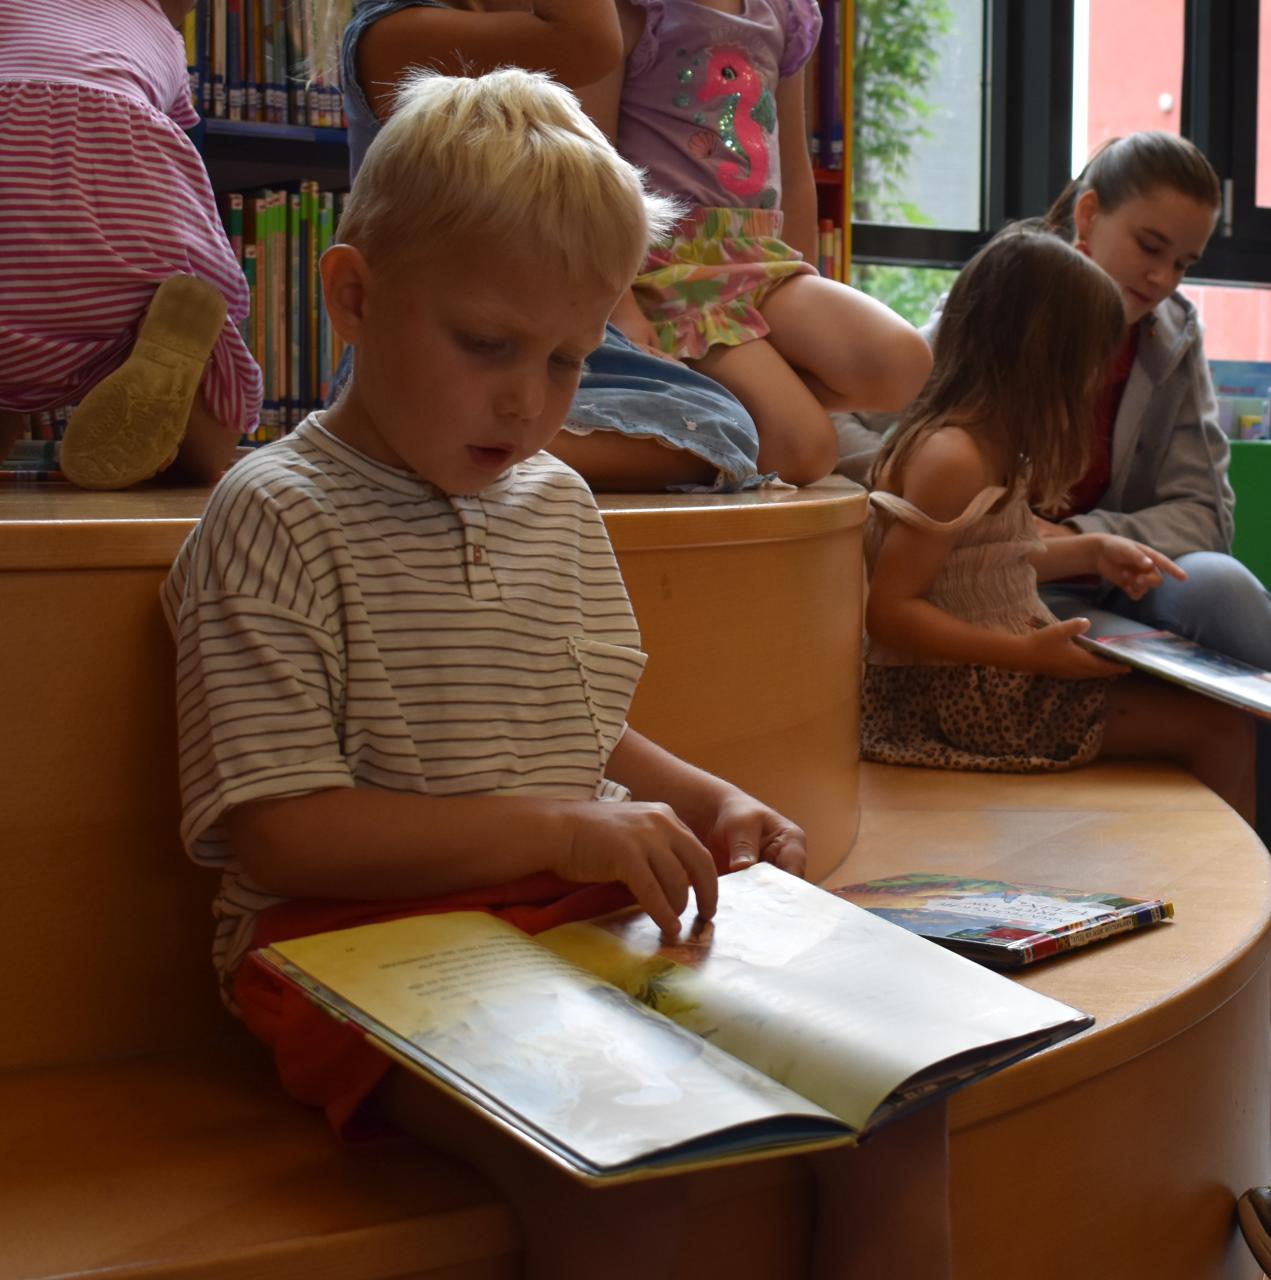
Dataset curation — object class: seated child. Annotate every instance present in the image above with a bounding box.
[862,222,1255,821]
[0,0,261,488]
[578,0,934,486]
[165,67,954,1280]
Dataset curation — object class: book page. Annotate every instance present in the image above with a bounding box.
[538,864,1089,1133]
[268,911,839,1175]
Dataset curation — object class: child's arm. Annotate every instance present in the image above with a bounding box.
[1028,532,1186,599]
[357,0,623,121]
[604,728,807,878]
[227,783,720,937]
[776,70,818,266]
[867,430,1126,679]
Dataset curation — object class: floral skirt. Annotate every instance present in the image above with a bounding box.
[634,207,815,360]
[861,662,1108,773]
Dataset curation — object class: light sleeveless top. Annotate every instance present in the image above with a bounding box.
[864,484,1057,666]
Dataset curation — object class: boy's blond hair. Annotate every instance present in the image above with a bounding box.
[336,68,679,292]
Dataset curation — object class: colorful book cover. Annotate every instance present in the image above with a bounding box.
[833,873,1173,968]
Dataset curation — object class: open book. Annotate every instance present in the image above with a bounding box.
[1055,602,1271,720]
[257,863,1091,1182]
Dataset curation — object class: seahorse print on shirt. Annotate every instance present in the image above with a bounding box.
[693,45,777,204]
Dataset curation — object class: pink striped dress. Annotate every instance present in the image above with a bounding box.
[0,0,262,437]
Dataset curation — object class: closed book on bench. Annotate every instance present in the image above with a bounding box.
[834,872,1173,969]
[257,863,1091,1182]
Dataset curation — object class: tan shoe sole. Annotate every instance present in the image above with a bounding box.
[60,275,228,490]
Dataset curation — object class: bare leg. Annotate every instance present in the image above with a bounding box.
[0,411,27,461]
[158,389,241,486]
[759,275,933,414]
[547,428,716,491]
[376,1067,833,1279]
[691,338,838,485]
[1100,675,1256,823]
[809,1099,952,1280]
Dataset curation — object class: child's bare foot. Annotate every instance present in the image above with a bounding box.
[59,275,226,490]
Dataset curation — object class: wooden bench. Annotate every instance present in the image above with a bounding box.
[834,763,1271,1280]
[3,482,1268,1279]
[0,483,865,1279]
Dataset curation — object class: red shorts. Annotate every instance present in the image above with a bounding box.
[233,874,634,1138]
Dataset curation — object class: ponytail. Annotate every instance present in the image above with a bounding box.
[1046,132,1220,239]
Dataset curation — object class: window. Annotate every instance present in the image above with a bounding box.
[849,0,1271,310]
[1072,0,1186,174]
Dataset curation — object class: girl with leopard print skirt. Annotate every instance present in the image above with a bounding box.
[861,221,1255,823]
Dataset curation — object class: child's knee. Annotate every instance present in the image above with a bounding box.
[870,326,933,412]
[759,411,838,485]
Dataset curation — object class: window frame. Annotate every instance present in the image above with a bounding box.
[852,0,1271,289]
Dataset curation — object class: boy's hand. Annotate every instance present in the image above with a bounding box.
[1093,534,1186,600]
[1018,617,1128,679]
[556,802,719,936]
[701,789,808,880]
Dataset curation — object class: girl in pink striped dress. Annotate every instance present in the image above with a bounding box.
[0,0,262,489]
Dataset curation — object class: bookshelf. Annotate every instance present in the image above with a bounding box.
[811,0,853,280]
[10,0,855,461]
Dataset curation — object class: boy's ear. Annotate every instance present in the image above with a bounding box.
[321,244,371,345]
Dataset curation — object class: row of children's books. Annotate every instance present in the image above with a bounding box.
[185,0,343,129]
[222,183,349,441]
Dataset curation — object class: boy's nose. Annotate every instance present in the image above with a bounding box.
[494,370,546,422]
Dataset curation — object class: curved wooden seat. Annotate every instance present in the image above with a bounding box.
[827,761,1271,1280]
[0,481,864,1280]
[601,485,866,881]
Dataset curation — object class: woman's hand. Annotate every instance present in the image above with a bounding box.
[1016,617,1128,679]
[1092,534,1187,600]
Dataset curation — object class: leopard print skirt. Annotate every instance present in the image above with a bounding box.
[861,663,1108,773]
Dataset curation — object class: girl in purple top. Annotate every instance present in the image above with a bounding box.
[580,0,933,484]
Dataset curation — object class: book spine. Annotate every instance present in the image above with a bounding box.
[198,0,212,116]
[303,180,320,415]
[212,0,227,119]
[226,0,243,121]
[272,189,287,439]
[1021,905,1172,964]
[816,0,839,170]
[286,0,306,125]
[225,191,244,264]
[318,188,333,404]
[183,8,199,111]
[247,0,263,122]
[289,189,301,429]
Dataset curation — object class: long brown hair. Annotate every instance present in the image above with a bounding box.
[870,222,1125,512]
[1045,131,1221,240]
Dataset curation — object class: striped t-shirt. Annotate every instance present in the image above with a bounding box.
[162,415,646,989]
